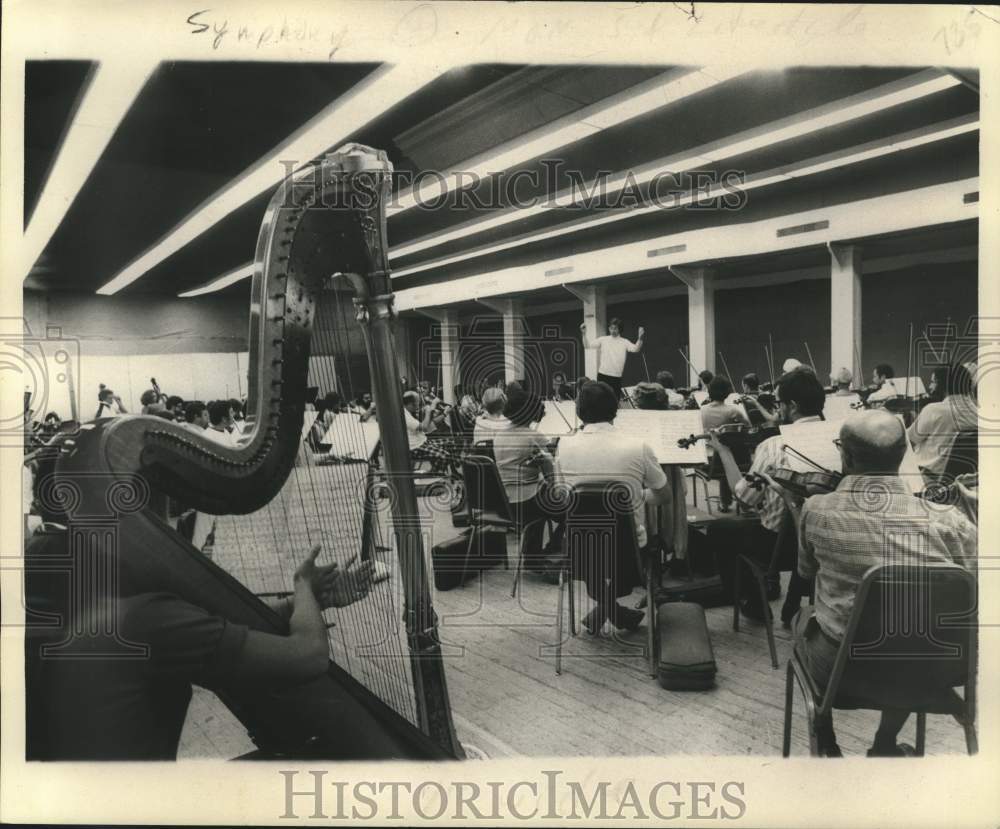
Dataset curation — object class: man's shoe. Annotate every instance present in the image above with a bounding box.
[866,742,916,757]
[780,601,800,628]
[611,605,644,632]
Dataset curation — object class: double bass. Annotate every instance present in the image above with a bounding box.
[24,146,463,760]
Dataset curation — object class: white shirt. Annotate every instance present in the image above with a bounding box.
[204,426,238,447]
[556,421,668,548]
[473,414,512,447]
[493,426,550,504]
[907,395,978,476]
[404,409,427,450]
[593,335,639,378]
[868,381,899,402]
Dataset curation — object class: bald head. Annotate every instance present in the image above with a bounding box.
[839,409,907,474]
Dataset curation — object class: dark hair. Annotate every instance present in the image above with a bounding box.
[698,370,714,385]
[576,381,618,425]
[43,411,60,423]
[934,363,975,398]
[503,388,544,427]
[320,391,342,411]
[874,363,894,379]
[152,409,177,421]
[183,400,207,423]
[708,376,733,402]
[166,395,184,409]
[140,389,158,407]
[98,387,114,401]
[207,399,231,426]
[608,317,623,330]
[776,367,825,417]
[742,373,760,391]
[655,370,675,389]
[228,398,243,416]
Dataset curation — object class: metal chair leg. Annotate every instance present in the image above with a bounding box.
[556,568,565,675]
[915,712,927,756]
[568,566,577,636]
[783,660,795,757]
[510,531,525,598]
[647,559,658,678]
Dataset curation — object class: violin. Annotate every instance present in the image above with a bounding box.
[744,468,843,498]
[677,423,753,449]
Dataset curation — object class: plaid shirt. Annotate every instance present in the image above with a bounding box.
[799,474,977,640]
[733,416,823,532]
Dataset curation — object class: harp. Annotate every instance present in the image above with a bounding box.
[26,145,464,760]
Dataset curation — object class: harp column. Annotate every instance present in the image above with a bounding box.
[829,243,863,385]
[563,284,605,380]
[476,297,526,385]
[671,266,715,386]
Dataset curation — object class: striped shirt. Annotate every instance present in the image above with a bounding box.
[732,416,822,533]
[798,475,977,641]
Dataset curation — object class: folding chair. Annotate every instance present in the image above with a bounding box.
[556,482,659,678]
[460,455,547,598]
[783,563,977,756]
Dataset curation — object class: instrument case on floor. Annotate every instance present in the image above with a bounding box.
[431,528,508,591]
[656,602,717,691]
[655,575,729,608]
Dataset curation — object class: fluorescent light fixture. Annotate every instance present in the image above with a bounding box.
[391,112,976,279]
[22,59,156,281]
[178,263,253,298]
[389,68,962,267]
[98,62,450,295]
[388,66,745,216]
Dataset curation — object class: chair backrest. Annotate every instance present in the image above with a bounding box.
[461,454,513,522]
[472,440,495,462]
[823,564,976,710]
[562,481,642,575]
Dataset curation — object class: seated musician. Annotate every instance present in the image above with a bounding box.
[708,367,823,623]
[906,363,977,479]
[866,363,898,403]
[550,373,575,401]
[182,400,210,431]
[557,381,672,633]
[774,409,976,757]
[473,387,512,446]
[740,372,779,427]
[26,532,375,761]
[206,399,238,446]
[701,377,750,512]
[830,367,856,396]
[657,371,685,409]
[95,386,126,419]
[491,388,563,574]
[782,358,803,373]
[403,390,454,472]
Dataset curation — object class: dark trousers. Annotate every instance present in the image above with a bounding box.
[597,373,623,400]
[708,515,812,613]
[510,489,565,564]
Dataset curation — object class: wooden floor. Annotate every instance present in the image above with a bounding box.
[179,467,971,759]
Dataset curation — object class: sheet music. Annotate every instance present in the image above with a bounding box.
[321,413,380,459]
[537,400,579,436]
[613,409,708,465]
[778,420,843,473]
[886,376,927,398]
[823,393,862,422]
[692,390,708,405]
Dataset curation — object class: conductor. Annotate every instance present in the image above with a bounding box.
[579,317,645,401]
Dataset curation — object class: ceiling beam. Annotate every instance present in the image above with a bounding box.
[394,176,977,311]
[22,58,157,281]
[387,66,744,218]
[389,68,964,275]
[98,62,451,296]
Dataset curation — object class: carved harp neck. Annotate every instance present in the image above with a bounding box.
[80,146,393,514]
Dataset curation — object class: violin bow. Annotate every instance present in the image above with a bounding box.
[906,322,914,399]
[718,350,736,388]
[782,444,836,475]
[678,347,701,387]
[852,337,864,391]
[803,341,817,375]
[768,333,776,382]
[641,352,651,383]
[764,343,775,389]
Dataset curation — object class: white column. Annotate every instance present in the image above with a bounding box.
[672,267,715,386]
[563,284,606,379]
[829,243,862,385]
[477,298,526,384]
[438,309,460,405]
[416,308,460,404]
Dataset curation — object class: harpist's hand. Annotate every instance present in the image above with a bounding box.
[325,555,375,609]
